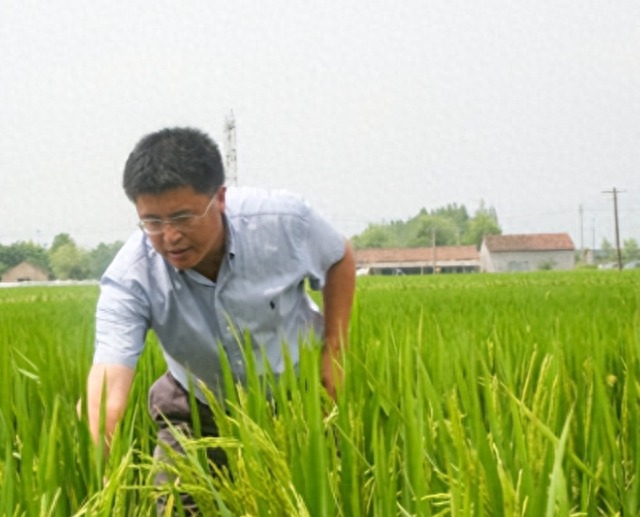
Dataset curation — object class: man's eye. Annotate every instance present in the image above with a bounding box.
[171,215,195,224]
[145,220,163,228]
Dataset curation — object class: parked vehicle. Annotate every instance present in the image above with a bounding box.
[623,261,640,270]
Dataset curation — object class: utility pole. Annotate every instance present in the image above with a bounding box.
[431,227,437,274]
[602,187,625,270]
[579,204,583,253]
[223,110,238,187]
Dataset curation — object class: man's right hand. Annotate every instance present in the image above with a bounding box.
[86,363,135,453]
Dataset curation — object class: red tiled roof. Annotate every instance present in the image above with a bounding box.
[355,245,479,264]
[483,233,575,252]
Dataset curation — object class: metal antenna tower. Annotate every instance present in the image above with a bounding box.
[223,110,238,186]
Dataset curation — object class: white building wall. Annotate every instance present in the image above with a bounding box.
[485,250,574,272]
[479,242,495,272]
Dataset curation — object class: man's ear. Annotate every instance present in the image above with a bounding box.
[216,186,227,212]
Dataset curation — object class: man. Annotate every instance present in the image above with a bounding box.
[85,127,355,514]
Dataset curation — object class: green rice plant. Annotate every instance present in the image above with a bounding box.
[2,271,640,516]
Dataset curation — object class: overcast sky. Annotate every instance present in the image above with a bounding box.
[1,1,638,250]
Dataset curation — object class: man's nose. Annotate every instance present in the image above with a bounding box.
[162,223,183,243]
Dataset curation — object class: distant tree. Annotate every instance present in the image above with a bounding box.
[430,203,469,240]
[430,203,469,225]
[0,262,8,277]
[601,238,614,260]
[88,241,124,279]
[50,243,90,280]
[408,215,458,247]
[50,233,75,254]
[387,220,411,248]
[623,238,640,262]
[0,241,50,272]
[351,224,396,249]
[461,201,501,247]
[350,200,501,249]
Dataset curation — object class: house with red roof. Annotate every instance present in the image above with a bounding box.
[354,245,480,275]
[480,233,575,272]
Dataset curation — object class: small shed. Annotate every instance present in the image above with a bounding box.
[1,261,50,283]
[355,245,480,275]
[480,233,575,272]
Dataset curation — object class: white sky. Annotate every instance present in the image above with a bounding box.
[1,1,639,250]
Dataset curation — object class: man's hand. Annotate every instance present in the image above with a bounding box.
[86,363,135,454]
[322,239,356,399]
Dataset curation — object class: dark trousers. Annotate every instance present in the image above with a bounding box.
[148,372,228,516]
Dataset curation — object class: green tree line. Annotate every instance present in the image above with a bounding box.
[0,233,123,280]
[350,201,502,249]
[600,237,640,262]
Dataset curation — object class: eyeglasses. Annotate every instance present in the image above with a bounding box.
[138,195,217,235]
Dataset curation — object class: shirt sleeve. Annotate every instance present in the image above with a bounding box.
[301,201,346,291]
[93,274,150,369]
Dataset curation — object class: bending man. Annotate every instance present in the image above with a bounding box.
[84,127,355,514]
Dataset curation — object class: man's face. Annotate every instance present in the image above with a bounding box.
[135,186,226,279]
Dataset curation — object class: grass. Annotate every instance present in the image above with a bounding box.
[0,270,639,516]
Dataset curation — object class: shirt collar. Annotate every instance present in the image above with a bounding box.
[223,212,236,261]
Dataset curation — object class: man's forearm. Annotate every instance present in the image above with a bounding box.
[322,240,356,398]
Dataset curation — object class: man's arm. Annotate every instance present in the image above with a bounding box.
[86,363,135,454]
[321,239,356,399]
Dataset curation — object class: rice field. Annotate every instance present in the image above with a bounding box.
[1,270,640,516]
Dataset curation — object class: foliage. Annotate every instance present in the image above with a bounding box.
[350,223,397,249]
[0,240,51,274]
[461,202,501,247]
[0,234,124,281]
[407,214,459,247]
[623,238,640,262]
[49,233,76,255]
[601,238,614,260]
[2,272,640,516]
[88,241,124,279]
[598,238,640,265]
[50,243,91,280]
[537,258,557,270]
[350,200,501,249]
[430,202,469,227]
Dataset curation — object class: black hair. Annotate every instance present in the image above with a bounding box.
[122,127,225,201]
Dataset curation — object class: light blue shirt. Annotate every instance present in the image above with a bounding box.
[94,187,346,402]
